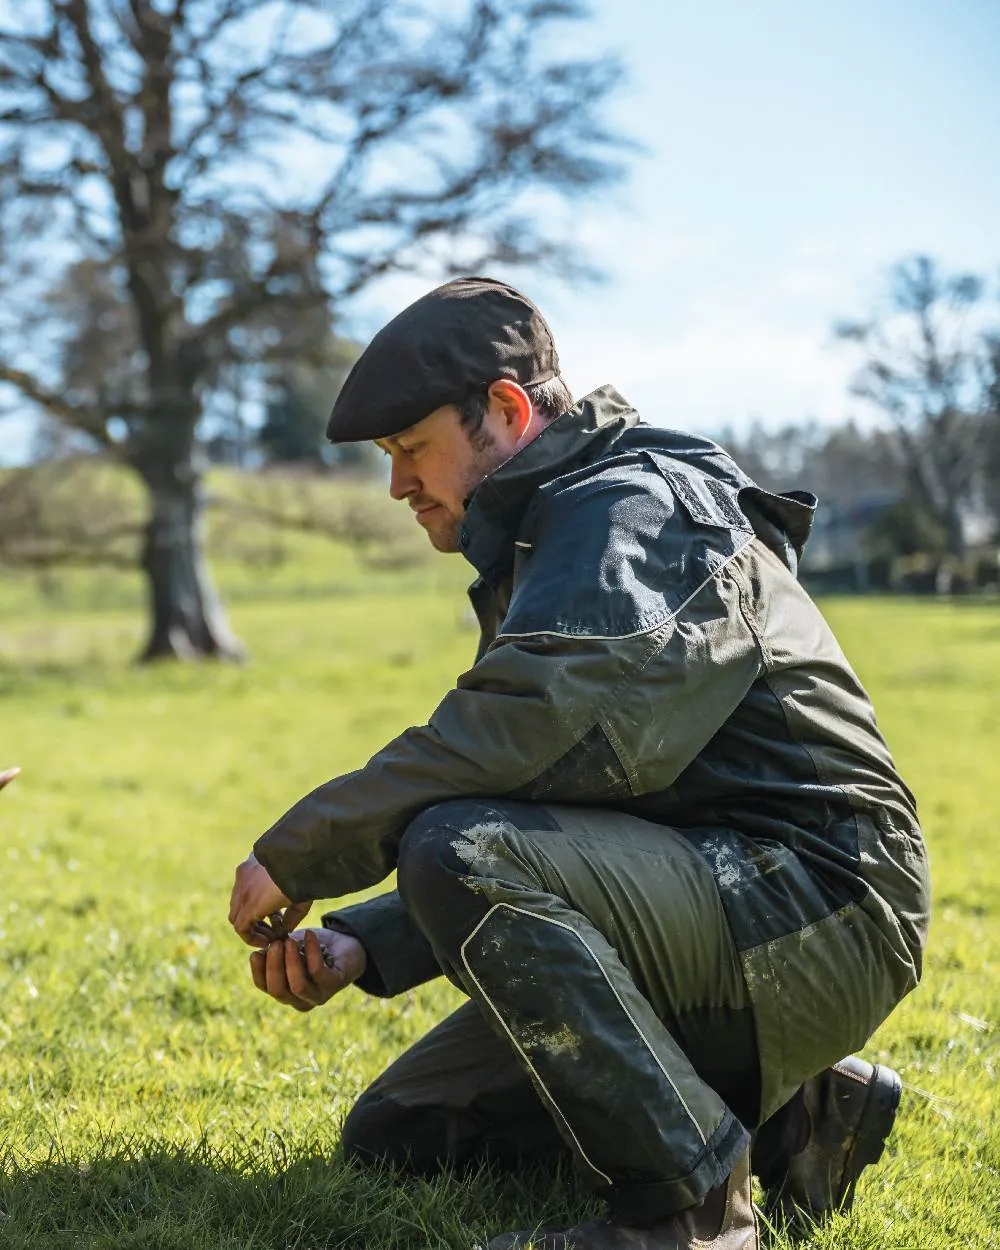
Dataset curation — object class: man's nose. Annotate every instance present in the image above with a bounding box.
[388,456,417,501]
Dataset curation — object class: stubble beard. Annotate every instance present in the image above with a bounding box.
[424,427,504,554]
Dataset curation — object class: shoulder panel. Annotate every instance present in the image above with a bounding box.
[498,453,753,641]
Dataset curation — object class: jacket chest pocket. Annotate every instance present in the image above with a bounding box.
[643,451,752,535]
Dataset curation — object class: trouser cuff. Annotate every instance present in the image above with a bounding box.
[603,1112,750,1226]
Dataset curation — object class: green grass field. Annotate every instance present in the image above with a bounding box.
[1,549,998,1248]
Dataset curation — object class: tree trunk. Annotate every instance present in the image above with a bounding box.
[943,500,967,562]
[137,466,245,662]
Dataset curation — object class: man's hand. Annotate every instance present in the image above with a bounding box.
[0,768,20,792]
[229,852,311,945]
[249,928,367,1012]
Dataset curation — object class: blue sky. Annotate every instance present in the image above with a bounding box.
[355,0,1000,434]
[2,0,998,461]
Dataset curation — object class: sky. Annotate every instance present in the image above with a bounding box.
[2,0,998,461]
[351,0,1000,435]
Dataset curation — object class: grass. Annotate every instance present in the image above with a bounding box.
[0,555,998,1248]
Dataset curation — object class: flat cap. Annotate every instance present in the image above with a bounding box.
[327,276,559,443]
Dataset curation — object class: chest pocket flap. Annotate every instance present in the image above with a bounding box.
[643,451,752,533]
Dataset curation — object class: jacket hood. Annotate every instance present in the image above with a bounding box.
[459,385,637,578]
[460,384,817,583]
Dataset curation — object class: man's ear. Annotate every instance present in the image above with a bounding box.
[487,379,532,443]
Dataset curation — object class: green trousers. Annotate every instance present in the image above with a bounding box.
[341,798,925,1224]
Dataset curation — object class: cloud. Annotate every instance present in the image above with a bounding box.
[543,237,872,432]
[558,314,853,433]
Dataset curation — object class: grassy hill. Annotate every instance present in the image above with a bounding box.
[0,456,447,625]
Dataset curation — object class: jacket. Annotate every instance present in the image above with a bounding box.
[254,386,930,997]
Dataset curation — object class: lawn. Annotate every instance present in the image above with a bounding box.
[0,551,997,1248]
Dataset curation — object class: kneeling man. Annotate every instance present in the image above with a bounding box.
[229,278,930,1249]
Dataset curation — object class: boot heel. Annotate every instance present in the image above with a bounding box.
[851,1063,901,1172]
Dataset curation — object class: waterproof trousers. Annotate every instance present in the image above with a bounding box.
[341,798,921,1225]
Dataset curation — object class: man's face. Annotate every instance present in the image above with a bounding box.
[376,382,533,552]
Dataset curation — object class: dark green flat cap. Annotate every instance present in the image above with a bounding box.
[326,276,559,443]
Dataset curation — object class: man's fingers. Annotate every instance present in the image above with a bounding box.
[302,930,348,994]
[227,870,242,926]
[303,929,329,980]
[249,920,274,948]
[284,937,324,1004]
[249,949,268,993]
[283,902,312,933]
[262,939,309,1012]
[265,938,290,995]
[228,855,300,945]
[228,856,251,925]
[249,931,354,1013]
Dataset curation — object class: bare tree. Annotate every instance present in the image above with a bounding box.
[0,0,625,660]
[981,327,1000,533]
[835,256,993,560]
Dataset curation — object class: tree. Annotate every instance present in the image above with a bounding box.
[981,328,1000,534]
[258,329,359,467]
[835,256,995,560]
[717,419,823,493]
[0,0,625,660]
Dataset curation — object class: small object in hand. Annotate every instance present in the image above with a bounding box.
[297,935,339,970]
[251,919,279,944]
[0,767,20,792]
[251,912,291,944]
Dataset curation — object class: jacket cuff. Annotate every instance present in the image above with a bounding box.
[321,890,442,998]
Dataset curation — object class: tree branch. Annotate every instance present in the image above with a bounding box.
[0,364,115,450]
[61,0,130,173]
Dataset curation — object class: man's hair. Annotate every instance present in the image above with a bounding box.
[456,376,574,444]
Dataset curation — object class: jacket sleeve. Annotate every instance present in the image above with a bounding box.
[254,464,764,903]
[322,891,441,997]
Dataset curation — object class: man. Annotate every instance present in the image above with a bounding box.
[229,277,930,1249]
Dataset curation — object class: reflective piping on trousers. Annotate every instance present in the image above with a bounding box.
[494,904,709,1146]
[460,903,710,1175]
[459,906,613,1186]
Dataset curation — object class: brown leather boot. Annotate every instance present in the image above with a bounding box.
[485,1151,758,1249]
[760,1056,902,1223]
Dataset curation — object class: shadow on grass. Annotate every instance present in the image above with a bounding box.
[0,1134,593,1250]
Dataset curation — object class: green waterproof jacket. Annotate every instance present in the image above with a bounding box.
[254,386,930,997]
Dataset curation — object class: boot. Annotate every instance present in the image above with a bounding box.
[485,1150,757,1249]
[759,1056,902,1223]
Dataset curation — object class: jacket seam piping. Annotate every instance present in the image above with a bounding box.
[732,543,833,790]
[493,534,755,644]
[475,537,754,796]
[730,540,772,669]
[600,717,640,793]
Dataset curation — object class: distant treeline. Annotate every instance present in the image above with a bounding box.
[720,417,998,594]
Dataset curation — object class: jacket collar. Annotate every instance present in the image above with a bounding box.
[459,384,639,582]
